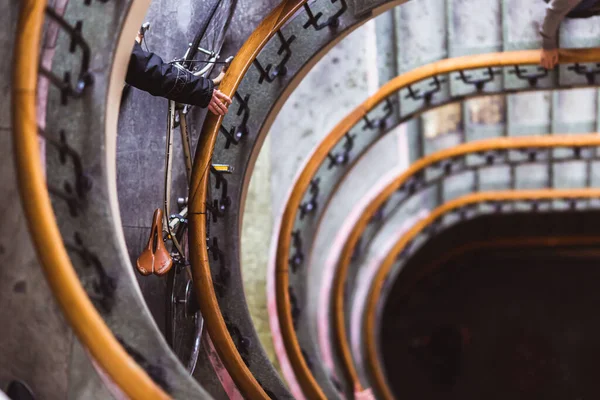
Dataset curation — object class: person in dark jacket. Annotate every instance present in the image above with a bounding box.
[125,34,232,115]
[540,0,600,69]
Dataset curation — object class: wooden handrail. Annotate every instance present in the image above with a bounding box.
[364,188,600,399]
[187,1,311,398]
[366,48,600,111]
[186,0,600,395]
[11,0,169,398]
[351,233,600,397]
[275,47,600,394]
[331,134,600,393]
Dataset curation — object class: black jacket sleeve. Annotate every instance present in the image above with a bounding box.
[125,42,214,108]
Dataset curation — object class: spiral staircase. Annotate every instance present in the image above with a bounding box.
[4,0,600,399]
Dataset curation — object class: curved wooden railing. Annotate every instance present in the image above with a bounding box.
[350,230,600,394]
[363,188,600,399]
[275,49,600,393]
[187,1,310,398]
[189,1,429,397]
[11,0,169,398]
[330,134,600,396]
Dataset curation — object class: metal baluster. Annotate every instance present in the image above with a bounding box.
[253,30,296,84]
[303,0,347,31]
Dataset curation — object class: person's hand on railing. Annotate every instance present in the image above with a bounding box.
[354,384,375,400]
[208,55,234,115]
[208,89,232,116]
[136,22,150,44]
[540,48,559,70]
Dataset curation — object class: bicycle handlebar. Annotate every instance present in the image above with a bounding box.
[140,22,150,36]
[211,55,234,85]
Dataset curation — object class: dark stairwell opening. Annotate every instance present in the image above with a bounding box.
[379,211,600,400]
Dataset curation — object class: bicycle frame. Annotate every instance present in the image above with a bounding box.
[163,49,219,260]
[160,46,220,375]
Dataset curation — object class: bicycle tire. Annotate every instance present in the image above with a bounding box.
[165,231,203,375]
[185,0,237,73]
[164,0,237,376]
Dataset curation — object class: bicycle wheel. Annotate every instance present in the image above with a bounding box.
[165,228,203,375]
[185,0,238,74]
[165,0,236,376]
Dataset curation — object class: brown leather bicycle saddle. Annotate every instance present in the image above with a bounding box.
[136,208,173,276]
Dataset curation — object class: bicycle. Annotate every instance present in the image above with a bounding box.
[132,0,237,375]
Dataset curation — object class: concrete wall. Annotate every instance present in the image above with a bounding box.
[0,0,284,396]
[241,16,381,365]
[0,1,71,398]
[5,0,598,396]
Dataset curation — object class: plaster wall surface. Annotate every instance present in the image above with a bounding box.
[241,17,381,363]
[0,1,92,398]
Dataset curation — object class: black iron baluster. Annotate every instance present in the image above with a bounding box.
[205,196,223,223]
[299,178,320,219]
[48,182,84,217]
[210,166,231,214]
[519,147,541,163]
[329,375,343,394]
[362,98,393,130]
[39,129,93,197]
[404,76,444,104]
[116,337,170,392]
[300,348,313,372]
[303,0,347,31]
[65,232,117,314]
[327,132,355,169]
[483,149,498,166]
[220,92,251,149]
[398,239,414,260]
[567,63,600,84]
[369,200,387,224]
[253,30,296,84]
[219,125,240,149]
[41,7,94,104]
[455,67,499,91]
[400,171,425,195]
[225,320,252,367]
[259,386,277,400]
[486,200,502,213]
[455,204,472,220]
[208,237,230,298]
[205,201,221,223]
[208,237,221,262]
[435,157,456,176]
[351,236,363,262]
[289,286,301,330]
[509,65,548,87]
[289,230,304,273]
